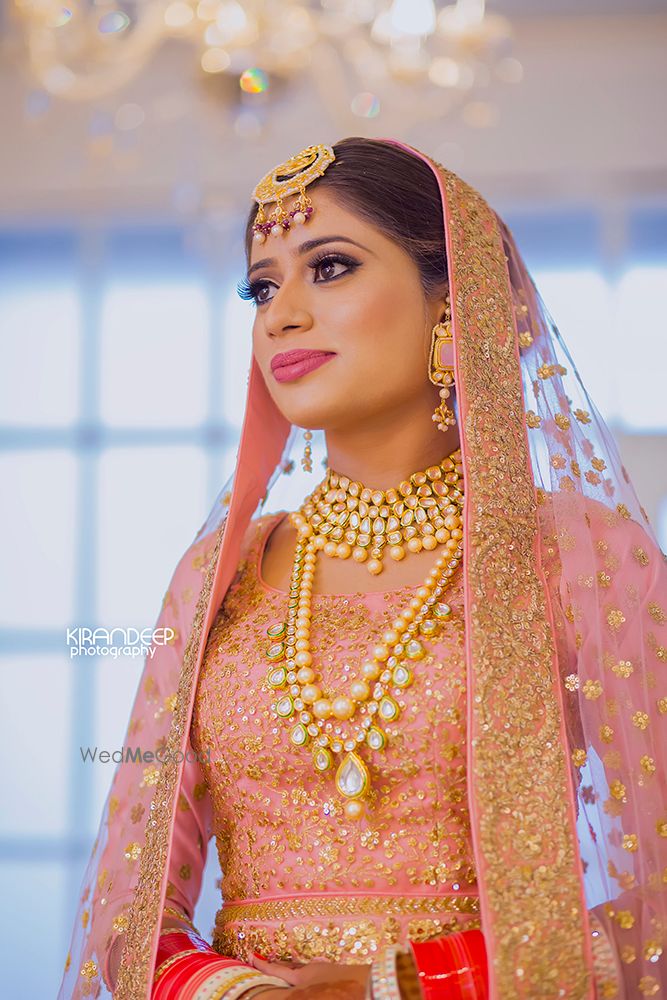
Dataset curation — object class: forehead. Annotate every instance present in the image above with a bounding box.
[247,187,386,268]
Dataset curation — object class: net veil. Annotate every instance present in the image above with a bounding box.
[58,140,667,1000]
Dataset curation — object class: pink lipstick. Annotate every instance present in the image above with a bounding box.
[270,349,335,383]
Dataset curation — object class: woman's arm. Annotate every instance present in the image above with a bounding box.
[105,740,213,989]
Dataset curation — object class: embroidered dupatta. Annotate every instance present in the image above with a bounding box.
[59,140,667,1000]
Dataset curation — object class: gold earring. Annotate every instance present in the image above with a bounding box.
[429,294,456,431]
[301,430,313,473]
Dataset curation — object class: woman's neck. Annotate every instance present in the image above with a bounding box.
[323,399,460,489]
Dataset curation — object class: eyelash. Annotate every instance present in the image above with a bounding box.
[236,251,360,305]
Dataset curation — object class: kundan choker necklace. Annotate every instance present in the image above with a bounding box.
[264,450,464,820]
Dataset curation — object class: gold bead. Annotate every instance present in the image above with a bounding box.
[350,679,370,702]
[367,559,383,575]
[296,667,315,684]
[422,535,437,550]
[332,696,355,720]
[352,547,367,562]
[361,660,381,680]
[383,629,399,646]
[324,541,337,557]
[312,698,332,720]
[389,545,405,561]
[435,528,450,544]
[407,537,422,553]
[344,799,364,820]
[294,651,312,667]
[301,684,322,704]
[337,542,352,559]
[374,644,390,661]
[444,514,460,530]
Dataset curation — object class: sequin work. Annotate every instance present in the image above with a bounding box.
[191,512,480,964]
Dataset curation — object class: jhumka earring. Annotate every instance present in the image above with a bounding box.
[251,144,336,244]
[429,292,456,431]
[301,430,313,473]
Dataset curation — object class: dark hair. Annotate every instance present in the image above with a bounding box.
[244,137,447,298]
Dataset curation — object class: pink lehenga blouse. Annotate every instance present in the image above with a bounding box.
[169,510,481,966]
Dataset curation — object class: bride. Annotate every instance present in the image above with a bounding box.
[59,137,667,1000]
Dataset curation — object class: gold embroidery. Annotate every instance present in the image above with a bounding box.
[219,894,479,922]
[192,514,476,912]
[431,163,589,998]
[213,895,481,964]
[115,516,228,1000]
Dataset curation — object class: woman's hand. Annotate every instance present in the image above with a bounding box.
[248,953,370,1000]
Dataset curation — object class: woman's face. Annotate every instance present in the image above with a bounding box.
[245,187,447,432]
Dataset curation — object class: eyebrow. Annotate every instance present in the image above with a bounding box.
[247,235,372,278]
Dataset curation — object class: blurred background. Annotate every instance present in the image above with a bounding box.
[1,0,666,996]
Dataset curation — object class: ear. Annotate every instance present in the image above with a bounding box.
[429,285,454,369]
[436,283,451,324]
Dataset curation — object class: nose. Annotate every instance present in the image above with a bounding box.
[263,278,313,339]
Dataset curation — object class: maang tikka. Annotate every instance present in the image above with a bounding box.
[252,144,336,244]
[429,292,456,431]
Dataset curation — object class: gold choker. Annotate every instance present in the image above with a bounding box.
[290,450,463,575]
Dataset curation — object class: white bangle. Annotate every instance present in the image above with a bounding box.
[194,966,288,1000]
[368,945,402,1000]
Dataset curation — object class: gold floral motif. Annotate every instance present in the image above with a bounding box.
[431,162,589,998]
[192,512,476,910]
[115,515,228,1000]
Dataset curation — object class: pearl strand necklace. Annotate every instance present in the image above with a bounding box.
[264,465,464,821]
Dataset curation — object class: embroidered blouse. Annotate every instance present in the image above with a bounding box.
[164,510,480,966]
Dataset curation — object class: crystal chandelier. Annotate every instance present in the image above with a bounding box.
[11,0,520,125]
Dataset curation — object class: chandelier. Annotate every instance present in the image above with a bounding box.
[12,0,520,127]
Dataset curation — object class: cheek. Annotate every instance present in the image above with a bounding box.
[335,275,427,377]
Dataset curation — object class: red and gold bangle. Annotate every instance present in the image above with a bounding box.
[158,957,244,1000]
[156,928,213,964]
[154,955,245,1000]
[409,929,488,1000]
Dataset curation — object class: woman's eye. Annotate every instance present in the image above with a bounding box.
[312,256,355,282]
[314,257,346,281]
[255,281,274,304]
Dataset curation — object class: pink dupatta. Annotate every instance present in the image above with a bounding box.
[59,140,667,1000]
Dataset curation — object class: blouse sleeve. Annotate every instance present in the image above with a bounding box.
[161,739,214,922]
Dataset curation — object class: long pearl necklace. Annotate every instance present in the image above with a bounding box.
[264,452,464,820]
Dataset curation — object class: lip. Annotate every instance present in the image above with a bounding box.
[270,349,336,383]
